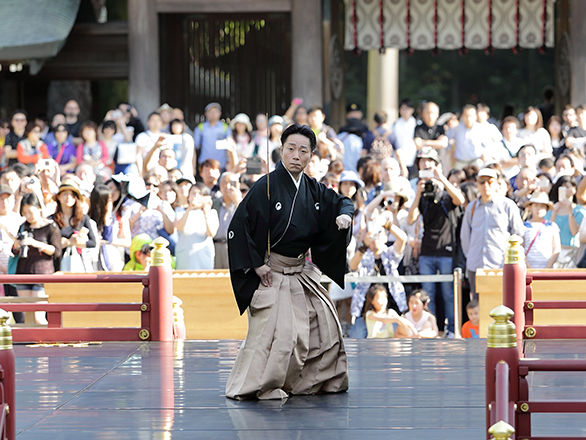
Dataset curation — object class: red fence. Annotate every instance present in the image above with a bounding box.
[486,235,586,440]
[0,262,174,343]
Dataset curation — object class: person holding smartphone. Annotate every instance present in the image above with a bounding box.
[406,147,465,338]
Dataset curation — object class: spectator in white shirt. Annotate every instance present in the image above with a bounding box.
[393,98,417,177]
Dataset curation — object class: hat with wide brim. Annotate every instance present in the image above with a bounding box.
[339,170,364,188]
[56,183,81,199]
[416,146,440,165]
[382,181,409,203]
[523,192,554,210]
[229,113,253,132]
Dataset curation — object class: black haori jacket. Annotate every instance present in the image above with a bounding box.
[227,162,355,314]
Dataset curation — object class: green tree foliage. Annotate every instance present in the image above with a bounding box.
[346,48,555,120]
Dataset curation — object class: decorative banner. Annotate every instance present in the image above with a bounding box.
[344,0,554,52]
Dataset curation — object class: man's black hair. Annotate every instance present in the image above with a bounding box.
[399,98,414,109]
[11,109,27,119]
[280,124,317,152]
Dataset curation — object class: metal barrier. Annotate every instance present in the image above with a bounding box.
[0,238,174,343]
[334,268,464,337]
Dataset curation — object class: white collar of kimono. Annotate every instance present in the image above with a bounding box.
[285,168,302,189]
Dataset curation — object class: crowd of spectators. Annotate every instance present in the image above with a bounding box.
[0,94,582,335]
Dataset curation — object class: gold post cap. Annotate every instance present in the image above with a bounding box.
[0,309,13,350]
[488,420,515,440]
[487,305,517,348]
[151,237,170,267]
[504,234,525,265]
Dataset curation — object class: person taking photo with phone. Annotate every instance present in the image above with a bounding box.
[407,147,465,338]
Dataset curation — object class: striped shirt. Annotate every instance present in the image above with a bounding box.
[523,221,560,269]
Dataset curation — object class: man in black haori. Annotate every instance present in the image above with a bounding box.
[226,124,354,400]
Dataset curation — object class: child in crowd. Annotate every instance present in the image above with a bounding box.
[403,290,439,338]
[364,284,417,339]
[462,300,480,338]
[523,193,560,268]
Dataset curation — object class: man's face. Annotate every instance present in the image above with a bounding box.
[201,164,221,185]
[418,158,437,172]
[577,110,586,128]
[64,100,80,118]
[11,113,27,131]
[304,155,320,178]
[462,108,477,129]
[307,111,324,129]
[158,149,177,170]
[518,147,537,169]
[563,108,576,126]
[399,104,414,120]
[148,114,163,132]
[280,134,312,176]
[502,121,518,140]
[0,193,12,215]
[220,175,240,201]
[477,177,496,200]
[423,105,439,127]
[380,159,399,182]
[477,110,489,123]
[205,107,221,123]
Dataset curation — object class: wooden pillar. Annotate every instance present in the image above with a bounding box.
[570,0,586,106]
[128,0,160,121]
[292,0,323,109]
[367,49,399,126]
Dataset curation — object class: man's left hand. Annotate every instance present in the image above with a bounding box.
[336,214,352,230]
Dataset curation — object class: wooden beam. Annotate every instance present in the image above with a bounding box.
[156,0,291,13]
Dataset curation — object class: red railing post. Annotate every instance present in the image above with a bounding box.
[0,310,15,440]
[502,235,526,341]
[148,238,174,342]
[486,305,518,440]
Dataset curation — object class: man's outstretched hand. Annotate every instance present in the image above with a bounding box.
[336,214,352,230]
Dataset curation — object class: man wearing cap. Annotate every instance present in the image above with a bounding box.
[194,103,232,171]
[339,103,368,138]
[226,124,354,400]
[461,168,524,298]
[407,147,465,337]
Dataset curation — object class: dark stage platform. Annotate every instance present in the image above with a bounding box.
[12,339,586,439]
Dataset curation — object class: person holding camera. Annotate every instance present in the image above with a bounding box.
[13,193,61,324]
[407,147,465,337]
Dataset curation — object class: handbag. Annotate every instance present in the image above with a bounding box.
[61,246,87,272]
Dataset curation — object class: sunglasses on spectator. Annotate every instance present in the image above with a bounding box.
[12,118,26,122]
[145,182,159,188]
[55,128,67,133]
[478,178,495,184]
[31,128,42,133]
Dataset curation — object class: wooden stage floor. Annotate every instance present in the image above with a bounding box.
[12,339,586,439]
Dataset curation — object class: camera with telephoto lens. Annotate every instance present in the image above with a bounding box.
[18,230,30,258]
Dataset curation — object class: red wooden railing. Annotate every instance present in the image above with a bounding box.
[0,250,174,344]
[486,235,586,440]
